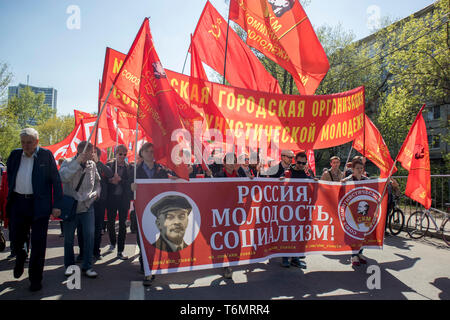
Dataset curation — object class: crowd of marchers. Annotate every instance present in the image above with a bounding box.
[0,128,400,292]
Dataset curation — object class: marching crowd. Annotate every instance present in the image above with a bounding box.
[0,128,399,292]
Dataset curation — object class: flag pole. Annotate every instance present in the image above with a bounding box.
[114,108,119,174]
[133,100,140,200]
[83,84,114,153]
[94,80,101,148]
[181,43,190,75]
[344,145,352,171]
[222,7,231,85]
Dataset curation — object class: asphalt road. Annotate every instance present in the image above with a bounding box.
[0,221,449,301]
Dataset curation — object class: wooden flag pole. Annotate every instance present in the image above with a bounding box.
[83,84,114,153]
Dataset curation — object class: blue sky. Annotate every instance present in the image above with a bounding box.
[0,0,436,116]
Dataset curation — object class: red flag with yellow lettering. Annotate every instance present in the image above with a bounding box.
[353,114,396,178]
[193,1,282,93]
[136,19,202,180]
[396,105,431,209]
[229,0,329,95]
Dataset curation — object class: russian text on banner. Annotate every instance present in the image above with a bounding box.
[135,178,387,275]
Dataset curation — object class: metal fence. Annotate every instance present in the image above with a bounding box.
[393,175,450,218]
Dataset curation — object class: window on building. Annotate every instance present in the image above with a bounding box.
[428,135,441,149]
[427,106,441,120]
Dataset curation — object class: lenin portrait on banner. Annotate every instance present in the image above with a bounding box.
[150,195,192,252]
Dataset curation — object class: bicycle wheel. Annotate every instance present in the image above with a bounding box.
[407,211,429,239]
[389,208,405,235]
[442,218,450,246]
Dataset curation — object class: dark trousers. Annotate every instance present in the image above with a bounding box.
[106,197,129,253]
[93,200,106,257]
[9,196,49,285]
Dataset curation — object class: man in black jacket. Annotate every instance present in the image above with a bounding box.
[106,145,133,260]
[6,128,63,291]
[280,152,313,269]
[93,147,113,260]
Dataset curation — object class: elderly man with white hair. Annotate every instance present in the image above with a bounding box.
[6,128,63,291]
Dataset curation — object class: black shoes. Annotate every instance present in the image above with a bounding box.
[29,282,42,292]
[13,253,26,279]
[117,252,128,260]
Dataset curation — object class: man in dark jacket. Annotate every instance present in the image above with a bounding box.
[106,144,133,260]
[150,195,191,252]
[280,151,313,269]
[93,147,113,260]
[6,128,63,291]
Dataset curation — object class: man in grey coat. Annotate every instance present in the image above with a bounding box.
[59,141,100,278]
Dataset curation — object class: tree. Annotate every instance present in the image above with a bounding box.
[6,86,55,127]
[35,114,75,147]
[375,0,449,164]
[0,62,13,100]
[0,107,20,161]
[0,62,17,160]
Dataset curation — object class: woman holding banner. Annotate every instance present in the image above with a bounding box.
[341,157,369,266]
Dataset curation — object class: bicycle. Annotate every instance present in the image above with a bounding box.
[406,205,450,246]
[387,195,405,236]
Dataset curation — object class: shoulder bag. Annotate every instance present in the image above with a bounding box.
[58,172,86,221]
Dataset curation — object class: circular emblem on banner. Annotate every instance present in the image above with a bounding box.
[338,187,382,240]
[141,191,201,252]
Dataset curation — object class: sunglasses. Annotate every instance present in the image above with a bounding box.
[297,161,307,165]
[283,155,293,159]
[117,153,126,156]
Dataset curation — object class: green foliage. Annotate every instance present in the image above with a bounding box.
[0,62,13,100]
[0,107,20,161]
[375,0,449,160]
[35,115,75,147]
[7,86,56,127]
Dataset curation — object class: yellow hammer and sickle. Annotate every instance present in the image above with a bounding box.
[208,18,222,40]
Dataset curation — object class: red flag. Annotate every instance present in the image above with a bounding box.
[306,149,316,176]
[397,105,431,209]
[193,1,282,93]
[353,114,396,178]
[109,21,148,115]
[190,34,208,81]
[122,19,202,180]
[229,0,329,95]
[74,110,95,125]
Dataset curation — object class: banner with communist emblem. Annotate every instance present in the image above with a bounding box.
[135,178,388,275]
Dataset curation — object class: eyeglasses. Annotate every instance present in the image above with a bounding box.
[283,155,293,159]
[117,153,126,156]
[297,161,307,165]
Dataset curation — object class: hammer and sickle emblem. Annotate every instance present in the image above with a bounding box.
[208,18,222,40]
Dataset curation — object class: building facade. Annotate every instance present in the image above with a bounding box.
[8,83,57,111]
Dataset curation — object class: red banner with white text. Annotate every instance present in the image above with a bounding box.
[135,178,387,275]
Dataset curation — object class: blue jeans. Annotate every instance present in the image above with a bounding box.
[63,206,95,270]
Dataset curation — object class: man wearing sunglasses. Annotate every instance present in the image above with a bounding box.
[289,152,312,179]
[281,151,314,269]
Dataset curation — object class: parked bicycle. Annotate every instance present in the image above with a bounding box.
[387,195,405,236]
[406,205,450,246]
